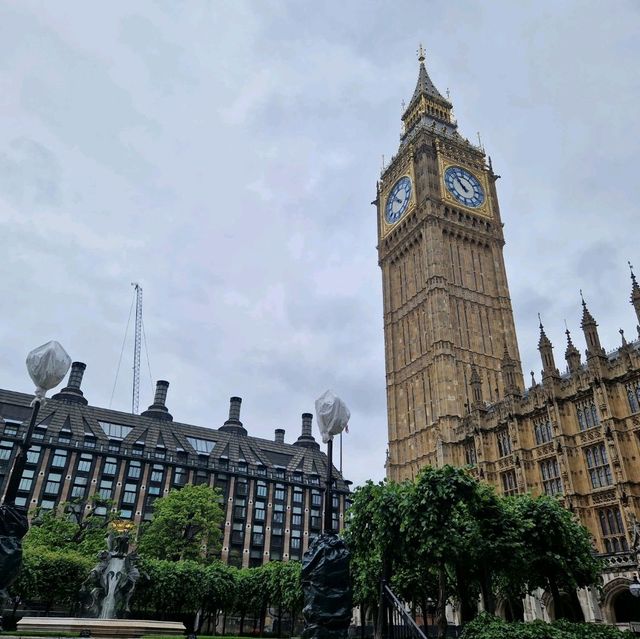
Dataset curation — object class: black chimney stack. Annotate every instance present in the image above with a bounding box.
[141,380,173,421]
[52,362,88,405]
[294,412,319,449]
[220,396,247,436]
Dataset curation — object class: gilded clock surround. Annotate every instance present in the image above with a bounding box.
[379,160,417,239]
[439,157,492,218]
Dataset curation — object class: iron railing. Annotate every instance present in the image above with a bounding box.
[382,583,428,639]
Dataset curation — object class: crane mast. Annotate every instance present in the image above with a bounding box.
[131,282,143,414]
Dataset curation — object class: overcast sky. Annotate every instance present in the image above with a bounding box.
[1,1,639,488]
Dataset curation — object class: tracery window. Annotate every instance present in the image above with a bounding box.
[584,443,612,488]
[496,429,512,458]
[625,381,640,413]
[464,439,477,466]
[576,397,599,431]
[501,469,518,496]
[534,418,553,445]
[539,457,562,495]
[598,506,628,553]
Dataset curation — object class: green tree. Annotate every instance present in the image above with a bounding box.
[510,493,602,620]
[401,465,479,638]
[11,548,92,614]
[263,560,303,637]
[234,567,269,635]
[344,479,407,638]
[25,496,116,559]
[136,484,224,562]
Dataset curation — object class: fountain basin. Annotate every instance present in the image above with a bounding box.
[17,616,186,638]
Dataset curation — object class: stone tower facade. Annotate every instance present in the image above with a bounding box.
[377,49,523,482]
[379,51,640,624]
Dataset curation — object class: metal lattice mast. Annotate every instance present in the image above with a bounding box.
[131,282,143,414]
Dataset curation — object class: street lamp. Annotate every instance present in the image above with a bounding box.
[0,341,70,598]
[301,390,352,639]
[630,575,640,598]
[4,341,71,504]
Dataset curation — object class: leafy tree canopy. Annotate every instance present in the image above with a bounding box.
[136,484,224,562]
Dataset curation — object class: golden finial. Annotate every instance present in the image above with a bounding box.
[417,43,425,64]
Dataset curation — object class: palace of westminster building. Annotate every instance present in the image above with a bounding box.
[377,49,640,623]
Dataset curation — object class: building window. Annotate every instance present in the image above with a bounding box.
[464,440,476,466]
[539,457,563,495]
[97,479,113,499]
[77,454,92,473]
[231,522,244,545]
[576,398,599,431]
[18,469,34,492]
[173,467,187,486]
[0,441,13,461]
[311,491,322,507]
[45,472,62,495]
[33,426,46,441]
[186,437,215,454]
[626,382,640,413]
[598,506,629,553]
[292,514,303,527]
[127,461,141,479]
[102,457,118,476]
[252,524,264,546]
[84,436,96,449]
[534,418,553,445]
[236,480,248,496]
[58,430,72,444]
[585,443,612,488]
[256,481,267,498]
[501,470,518,496]
[71,476,88,498]
[293,489,303,504]
[256,465,267,477]
[150,465,164,483]
[51,449,68,468]
[122,484,137,504]
[26,445,41,465]
[290,529,302,550]
[254,501,266,521]
[274,484,286,501]
[497,430,512,457]
[98,422,132,440]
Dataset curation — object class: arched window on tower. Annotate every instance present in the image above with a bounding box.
[626,382,640,413]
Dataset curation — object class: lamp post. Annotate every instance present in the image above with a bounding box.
[4,341,71,505]
[0,341,70,604]
[301,391,352,639]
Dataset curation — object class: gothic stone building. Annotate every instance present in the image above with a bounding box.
[376,50,640,624]
[0,365,350,568]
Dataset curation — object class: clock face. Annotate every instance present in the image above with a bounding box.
[444,166,485,208]
[385,176,412,224]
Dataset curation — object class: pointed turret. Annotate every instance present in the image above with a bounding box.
[470,365,483,408]
[501,346,519,397]
[401,45,455,138]
[564,327,582,373]
[580,291,605,358]
[629,262,640,335]
[537,315,559,379]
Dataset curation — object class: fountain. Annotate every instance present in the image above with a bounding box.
[18,521,184,638]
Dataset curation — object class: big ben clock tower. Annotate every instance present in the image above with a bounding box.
[378,48,523,481]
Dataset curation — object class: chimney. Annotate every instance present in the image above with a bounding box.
[220,396,247,436]
[275,428,285,444]
[52,361,88,405]
[294,413,319,450]
[141,380,173,421]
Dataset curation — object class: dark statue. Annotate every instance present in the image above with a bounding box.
[78,528,142,619]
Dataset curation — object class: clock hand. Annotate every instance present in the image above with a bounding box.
[394,196,403,204]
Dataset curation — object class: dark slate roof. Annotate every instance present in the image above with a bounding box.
[0,387,349,492]
[405,61,452,114]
